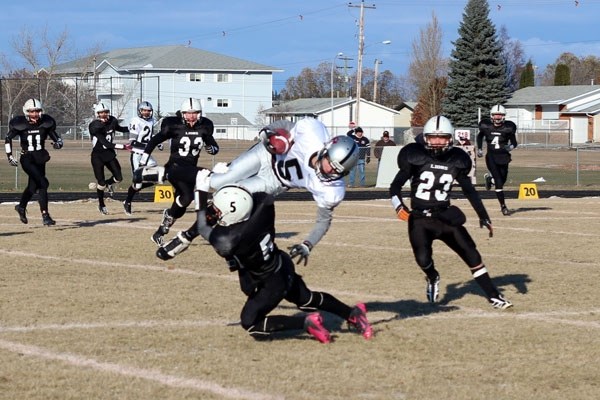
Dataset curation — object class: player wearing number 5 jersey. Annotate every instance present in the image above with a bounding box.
[122,101,159,215]
[477,104,518,216]
[390,115,512,310]
[136,98,219,246]
[157,118,358,265]
[5,98,63,226]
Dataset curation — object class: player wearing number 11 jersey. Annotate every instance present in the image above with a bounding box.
[390,115,512,310]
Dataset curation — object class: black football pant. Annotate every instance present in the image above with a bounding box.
[19,153,50,212]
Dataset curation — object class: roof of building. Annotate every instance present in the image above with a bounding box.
[506,85,600,105]
[264,97,400,115]
[51,45,281,74]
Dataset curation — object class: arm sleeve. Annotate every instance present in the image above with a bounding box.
[476,130,484,150]
[195,210,213,241]
[303,206,334,247]
[143,130,168,155]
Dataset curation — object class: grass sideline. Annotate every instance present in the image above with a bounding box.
[1,196,599,399]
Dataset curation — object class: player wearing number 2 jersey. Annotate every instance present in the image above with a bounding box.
[136,98,219,246]
[390,115,512,310]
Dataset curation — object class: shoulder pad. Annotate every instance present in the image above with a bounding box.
[9,116,29,131]
[39,115,56,129]
[479,118,493,129]
[504,120,517,130]
[448,147,472,170]
[401,143,429,166]
[89,120,103,130]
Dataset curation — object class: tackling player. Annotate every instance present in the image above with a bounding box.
[391,115,512,310]
[194,185,373,343]
[6,99,63,225]
[477,104,518,216]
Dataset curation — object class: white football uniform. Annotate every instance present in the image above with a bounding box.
[129,116,158,169]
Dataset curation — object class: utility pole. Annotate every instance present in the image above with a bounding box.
[373,59,382,103]
[349,1,375,126]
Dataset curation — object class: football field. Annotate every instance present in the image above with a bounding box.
[0,196,599,399]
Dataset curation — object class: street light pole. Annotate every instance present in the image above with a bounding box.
[355,40,390,125]
[373,59,382,103]
[330,52,343,133]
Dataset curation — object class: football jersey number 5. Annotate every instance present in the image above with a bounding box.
[415,171,453,201]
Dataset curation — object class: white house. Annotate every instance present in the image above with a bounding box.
[505,85,600,144]
[263,97,405,141]
[52,45,281,139]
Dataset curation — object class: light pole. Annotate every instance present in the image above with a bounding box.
[330,52,343,132]
[373,59,382,103]
[355,40,390,125]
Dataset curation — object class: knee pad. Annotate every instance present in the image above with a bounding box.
[133,166,165,184]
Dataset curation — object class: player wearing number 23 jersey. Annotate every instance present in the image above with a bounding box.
[390,115,512,310]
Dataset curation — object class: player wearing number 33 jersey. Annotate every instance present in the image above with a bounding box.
[390,115,512,310]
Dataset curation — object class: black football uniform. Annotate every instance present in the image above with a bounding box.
[88,116,129,186]
[477,118,518,189]
[390,142,490,269]
[6,114,61,214]
[196,192,355,338]
[144,116,219,217]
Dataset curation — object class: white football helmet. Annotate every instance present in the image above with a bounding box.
[180,98,202,124]
[490,104,506,125]
[423,115,454,155]
[315,135,359,182]
[137,101,153,120]
[94,101,110,122]
[23,98,44,122]
[211,185,253,227]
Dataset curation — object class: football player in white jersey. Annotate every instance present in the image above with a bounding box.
[156,118,359,263]
[123,101,159,215]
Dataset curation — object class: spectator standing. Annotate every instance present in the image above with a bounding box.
[373,130,396,173]
[346,126,370,187]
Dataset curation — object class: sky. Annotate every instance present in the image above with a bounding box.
[1,0,599,93]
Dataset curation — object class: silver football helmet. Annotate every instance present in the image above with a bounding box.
[211,185,253,227]
[23,99,44,122]
[490,104,506,125]
[423,115,454,155]
[180,98,202,124]
[94,101,110,122]
[137,101,153,120]
[315,135,359,182]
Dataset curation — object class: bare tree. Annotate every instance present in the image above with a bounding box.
[498,25,526,92]
[408,11,448,120]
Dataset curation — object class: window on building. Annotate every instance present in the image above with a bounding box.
[216,73,231,83]
[189,73,203,82]
[216,128,227,135]
[217,99,230,108]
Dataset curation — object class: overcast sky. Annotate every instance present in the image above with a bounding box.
[1,0,598,91]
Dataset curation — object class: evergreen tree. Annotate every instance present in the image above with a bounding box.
[519,60,535,88]
[554,63,571,86]
[442,0,509,127]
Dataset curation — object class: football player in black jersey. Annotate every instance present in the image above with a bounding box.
[193,185,373,343]
[390,115,512,310]
[136,98,219,246]
[476,104,518,216]
[88,101,131,215]
[5,99,63,225]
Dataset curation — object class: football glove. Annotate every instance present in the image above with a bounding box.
[479,219,493,238]
[195,168,212,192]
[366,157,371,164]
[504,144,515,152]
[157,143,164,151]
[288,241,312,266]
[52,138,63,149]
[396,205,410,222]
[7,154,18,167]
[477,148,484,158]
[205,144,219,155]
[212,162,229,174]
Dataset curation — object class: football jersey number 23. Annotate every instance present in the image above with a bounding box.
[415,171,453,201]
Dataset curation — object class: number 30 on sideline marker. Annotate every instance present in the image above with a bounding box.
[154,185,174,203]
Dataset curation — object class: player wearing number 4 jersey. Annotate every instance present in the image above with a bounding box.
[134,98,219,246]
[477,104,518,216]
[390,115,512,310]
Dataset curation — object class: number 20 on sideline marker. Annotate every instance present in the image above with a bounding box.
[518,183,539,200]
[154,185,174,202]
